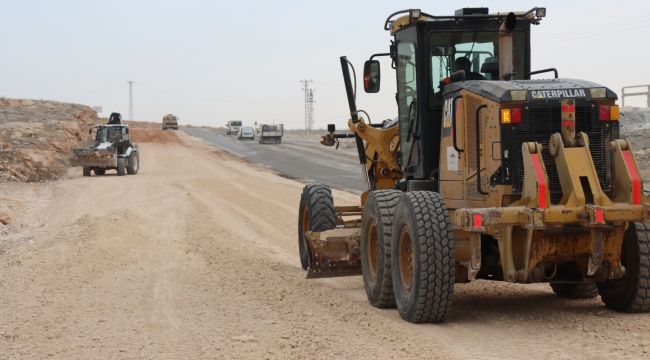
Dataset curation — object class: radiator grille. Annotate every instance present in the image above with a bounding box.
[509,104,610,204]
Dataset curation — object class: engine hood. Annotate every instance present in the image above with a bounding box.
[444,78,618,103]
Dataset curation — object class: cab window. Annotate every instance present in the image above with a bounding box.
[429,30,527,105]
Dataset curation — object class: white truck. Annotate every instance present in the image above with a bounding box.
[226,120,242,135]
[259,124,284,144]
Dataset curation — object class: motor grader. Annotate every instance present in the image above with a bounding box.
[298,7,650,323]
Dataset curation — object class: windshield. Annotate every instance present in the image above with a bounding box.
[95,127,122,143]
[231,121,242,126]
[429,30,527,104]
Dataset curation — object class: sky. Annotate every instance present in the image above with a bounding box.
[1,0,650,129]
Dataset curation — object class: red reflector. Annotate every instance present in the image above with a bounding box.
[599,105,610,121]
[512,108,522,124]
[594,209,605,224]
[530,154,548,209]
[623,151,642,205]
[472,213,483,229]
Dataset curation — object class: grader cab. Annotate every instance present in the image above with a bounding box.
[298,7,650,323]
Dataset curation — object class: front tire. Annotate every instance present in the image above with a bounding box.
[116,158,126,176]
[361,190,402,308]
[298,184,336,270]
[597,222,650,312]
[82,167,91,177]
[391,191,454,323]
[127,152,139,175]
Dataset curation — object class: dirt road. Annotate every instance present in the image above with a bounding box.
[1,129,649,359]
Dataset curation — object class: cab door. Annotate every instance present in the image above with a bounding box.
[396,31,419,173]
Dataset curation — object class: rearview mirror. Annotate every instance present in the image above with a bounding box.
[363,60,380,93]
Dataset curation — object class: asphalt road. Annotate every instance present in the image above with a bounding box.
[183,127,364,192]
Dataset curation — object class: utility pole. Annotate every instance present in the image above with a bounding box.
[300,80,315,130]
[127,80,134,121]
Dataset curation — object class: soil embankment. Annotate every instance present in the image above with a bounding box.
[0,98,100,182]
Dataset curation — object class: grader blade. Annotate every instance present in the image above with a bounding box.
[305,228,362,278]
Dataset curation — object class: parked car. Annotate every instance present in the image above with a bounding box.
[237,126,255,140]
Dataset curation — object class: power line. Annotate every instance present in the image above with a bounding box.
[300,79,315,130]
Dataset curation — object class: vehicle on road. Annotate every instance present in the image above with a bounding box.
[299,7,650,323]
[259,124,284,144]
[237,126,255,140]
[162,114,179,130]
[226,120,243,135]
[71,121,140,176]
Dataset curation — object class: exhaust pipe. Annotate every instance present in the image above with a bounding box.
[499,12,517,81]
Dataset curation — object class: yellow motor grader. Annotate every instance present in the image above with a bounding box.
[298,7,650,323]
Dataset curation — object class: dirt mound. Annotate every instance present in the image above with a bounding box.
[0,98,100,182]
[127,122,181,144]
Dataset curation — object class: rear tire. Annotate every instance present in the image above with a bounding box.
[550,282,598,299]
[82,167,91,177]
[361,190,403,308]
[127,153,139,175]
[391,191,454,323]
[93,168,106,176]
[298,184,336,270]
[116,158,126,176]
[597,222,650,312]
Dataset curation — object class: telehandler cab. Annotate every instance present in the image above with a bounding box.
[298,7,650,323]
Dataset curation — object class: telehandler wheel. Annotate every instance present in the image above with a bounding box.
[597,222,650,312]
[82,167,91,177]
[298,184,336,270]
[391,191,454,323]
[94,168,106,176]
[361,190,403,308]
[550,282,598,299]
[116,158,126,176]
[127,153,139,175]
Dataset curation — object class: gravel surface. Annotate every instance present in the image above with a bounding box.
[1,128,650,359]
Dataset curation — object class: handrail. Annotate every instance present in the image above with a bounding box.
[475,105,489,195]
[451,96,464,153]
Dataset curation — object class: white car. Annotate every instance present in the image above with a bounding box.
[237,126,255,140]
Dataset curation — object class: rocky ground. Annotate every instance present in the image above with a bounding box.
[0,98,100,182]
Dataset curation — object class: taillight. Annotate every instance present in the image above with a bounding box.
[511,108,522,124]
[599,105,619,121]
[501,108,522,125]
[500,109,511,124]
[599,105,610,121]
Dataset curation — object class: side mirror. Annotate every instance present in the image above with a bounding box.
[327,124,336,133]
[88,128,92,134]
[363,60,381,93]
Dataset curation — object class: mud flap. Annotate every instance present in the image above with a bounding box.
[305,228,362,278]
